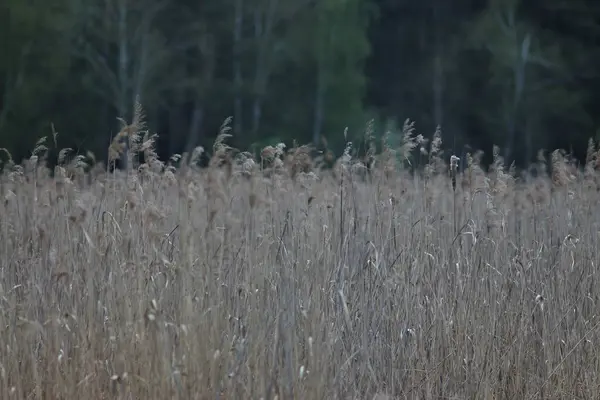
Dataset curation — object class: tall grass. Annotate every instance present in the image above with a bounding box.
[1,115,600,399]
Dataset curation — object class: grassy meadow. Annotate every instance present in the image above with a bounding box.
[1,117,600,399]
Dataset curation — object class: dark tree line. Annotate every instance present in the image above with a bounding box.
[2,0,600,167]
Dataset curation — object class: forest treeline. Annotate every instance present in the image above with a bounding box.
[2,0,600,167]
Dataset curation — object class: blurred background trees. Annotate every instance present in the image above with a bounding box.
[1,0,600,167]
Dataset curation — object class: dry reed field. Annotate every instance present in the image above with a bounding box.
[2,114,600,399]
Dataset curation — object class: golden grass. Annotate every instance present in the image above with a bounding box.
[1,115,600,399]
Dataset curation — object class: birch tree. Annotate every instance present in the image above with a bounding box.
[68,0,172,168]
[233,0,244,136]
[247,0,315,139]
[311,0,371,146]
[175,2,223,158]
[469,0,568,162]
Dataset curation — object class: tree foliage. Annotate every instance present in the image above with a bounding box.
[1,0,600,166]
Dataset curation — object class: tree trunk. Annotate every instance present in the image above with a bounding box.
[117,0,130,171]
[313,66,325,146]
[233,0,244,136]
[185,103,205,160]
[251,0,278,139]
[432,0,444,130]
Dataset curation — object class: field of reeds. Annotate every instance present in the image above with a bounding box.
[2,113,600,400]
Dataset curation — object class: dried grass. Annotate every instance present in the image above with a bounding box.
[1,118,600,399]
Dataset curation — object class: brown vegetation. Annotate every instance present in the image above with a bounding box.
[1,111,600,399]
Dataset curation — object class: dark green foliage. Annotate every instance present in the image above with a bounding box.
[1,0,600,167]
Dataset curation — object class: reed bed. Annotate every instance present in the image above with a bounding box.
[1,114,600,399]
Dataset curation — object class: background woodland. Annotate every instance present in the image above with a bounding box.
[2,0,600,167]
